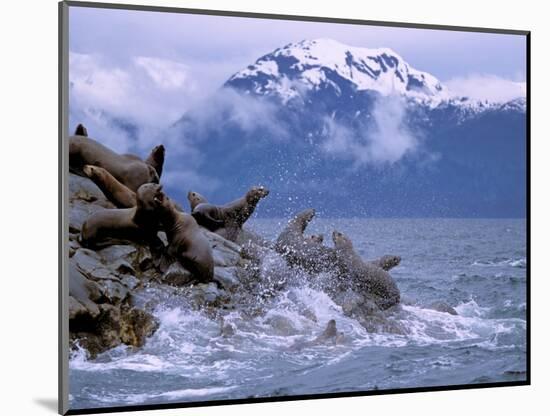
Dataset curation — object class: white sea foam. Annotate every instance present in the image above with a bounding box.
[454,299,491,317]
[472,257,526,268]
[87,386,236,405]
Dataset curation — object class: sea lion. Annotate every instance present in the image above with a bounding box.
[74,123,88,137]
[187,191,209,211]
[313,319,345,344]
[145,144,165,178]
[190,186,270,242]
[308,234,324,244]
[274,209,337,273]
[369,255,401,271]
[69,130,159,191]
[332,230,400,310]
[290,319,345,350]
[155,191,214,282]
[83,165,137,208]
[428,301,458,315]
[80,183,164,249]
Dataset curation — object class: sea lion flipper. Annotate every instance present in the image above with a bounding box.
[192,211,225,231]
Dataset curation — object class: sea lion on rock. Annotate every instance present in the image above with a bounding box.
[155,191,214,283]
[80,183,164,249]
[83,165,137,208]
[145,144,165,178]
[69,130,159,191]
[74,123,88,137]
[369,255,401,271]
[187,191,209,211]
[332,230,400,310]
[275,209,337,274]
[190,186,270,242]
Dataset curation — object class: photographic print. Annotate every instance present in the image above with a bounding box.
[60,2,529,413]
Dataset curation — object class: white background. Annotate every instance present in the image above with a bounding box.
[1,0,547,415]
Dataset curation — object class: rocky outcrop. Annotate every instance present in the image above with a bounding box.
[67,172,408,358]
[67,173,250,358]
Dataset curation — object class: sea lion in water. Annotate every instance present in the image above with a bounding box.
[155,191,214,282]
[190,186,270,242]
[313,319,345,344]
[369,255,401,271]
[308,234,324,244]
[275,209,337,273]
[332,230,400,310]
[80,183,164,249]
[428,301,458,315]
[290,319,345,350]
[69,127,160,191]
[83,165,137,208]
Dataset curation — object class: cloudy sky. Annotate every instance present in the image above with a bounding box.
[68,5,527,194]
[69,5,526,126]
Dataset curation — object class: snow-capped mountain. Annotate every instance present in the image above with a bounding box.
[226,38,525,114]
[227,38,448,105]
[167,39,526,217]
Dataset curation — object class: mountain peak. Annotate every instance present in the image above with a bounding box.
[227,38,448,104]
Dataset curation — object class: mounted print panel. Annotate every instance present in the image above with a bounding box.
[59,1,529,414]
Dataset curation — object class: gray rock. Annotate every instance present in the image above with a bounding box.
[100,279,130,304]
[136,246,154,271]
[111,259,136,275]
[69,201,106,233]
[212,247,241,267]
[68,239,80,257]
[73,248,103,274]
[428,301,458,315]
[119,275,140,290]
[68,296,88,320]
[69,173,109,204]
[162,262,193,286]
[98,245,138,263]
[204,229,242,253]
[191,282,227,305]
[213,267,240,290]
[69,262,103,308]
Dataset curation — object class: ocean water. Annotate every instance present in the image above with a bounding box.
[69,218,527,410]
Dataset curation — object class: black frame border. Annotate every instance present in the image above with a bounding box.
[59,1,531,415]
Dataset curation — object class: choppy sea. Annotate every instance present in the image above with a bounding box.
[69,218,527,410]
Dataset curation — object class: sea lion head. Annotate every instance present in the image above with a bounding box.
[82,164,101,179]
[291,208,316,232]
[136,183,164,211]
[322,319,337,338]
[308,234,324,244]
[246,186,270,203]
[379,255,401,270]
[74,123,88,137]
[187,191,208,211]
[332,230,354,250]
[150,144,165,162]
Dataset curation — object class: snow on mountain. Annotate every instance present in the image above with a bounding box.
[226,38,525,112]
[227,39,448,104]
